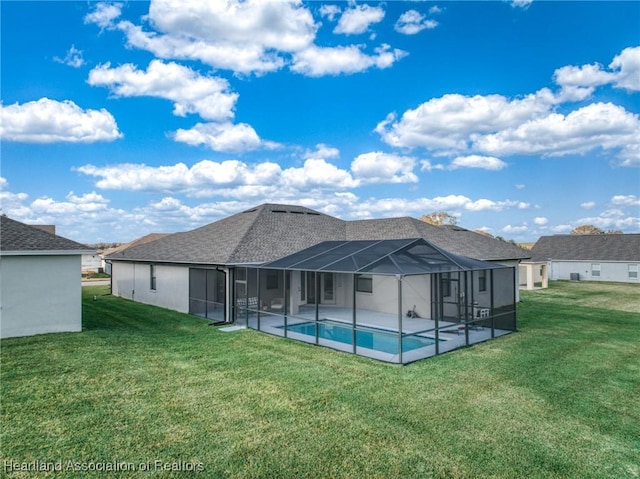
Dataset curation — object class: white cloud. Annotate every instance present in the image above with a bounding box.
[429,6,442,15]
[465,199,529,212]
[173,122,279,153]
[0,98,122,143]
[609,46,640,91]
[550,224,572,233]
[576,210,640,231]
[334,4,385,35]
[534,217,548,225]
[75,160,284,194]
[291,43,406,77]
[84,2,123,29]
[449,155,507,170]
[53,45,85,68]
[510,0,533,9]
[282,159,358,189]
[515,184,526,189]
[610,194,640,206]
[376,46,640,167]
[319,5,341,21]
[395,10,438,35]
[88,60,238,122]
[580,201,596,209]
[474,103,640,161]
[351,152,418,184]
[118,21,286,75]
[85,0,405,77]
[75,158,359,196]
[554,46,640,95]
[503,224,528,234]
[376,90,555,151]
[87,0,316,75]
[304,143,340,159]
[377,93,639,166]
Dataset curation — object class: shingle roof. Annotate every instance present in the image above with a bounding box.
[0,216,91,253]
[106,204,345,264]
[530,234,640,262]
[103,233,170,256]
[107,203,530,264]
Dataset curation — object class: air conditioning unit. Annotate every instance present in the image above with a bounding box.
[570,273,580,281]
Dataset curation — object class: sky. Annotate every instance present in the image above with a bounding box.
[1,1,639,245]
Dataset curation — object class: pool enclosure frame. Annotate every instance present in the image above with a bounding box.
[233,238,517,364]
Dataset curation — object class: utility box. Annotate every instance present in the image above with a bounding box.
[570,273,580,281]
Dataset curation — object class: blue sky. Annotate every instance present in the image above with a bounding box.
[1,1,639,244]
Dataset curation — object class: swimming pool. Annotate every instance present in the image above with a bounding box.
[280,321,441,355]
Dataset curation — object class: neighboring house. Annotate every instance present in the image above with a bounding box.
[82,253,103,273]
[0,216,94,338]
[530,234,640,283]
[107,203,530,323]
[101,233,169,274]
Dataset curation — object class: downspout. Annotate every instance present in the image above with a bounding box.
[105,259,113,295]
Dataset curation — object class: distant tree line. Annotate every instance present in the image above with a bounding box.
[89,242,124,250]
[571,225,622,235]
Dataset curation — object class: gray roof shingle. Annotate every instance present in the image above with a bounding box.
[106,204,345,264]
[0,216,91,252]
[530,234,640,262]
[107,203,531,264]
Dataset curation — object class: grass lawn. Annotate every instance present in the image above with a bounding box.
[1,281,639,478]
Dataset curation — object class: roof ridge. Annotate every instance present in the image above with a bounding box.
[225,204,269,262]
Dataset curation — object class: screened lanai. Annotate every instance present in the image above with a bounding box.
[233,238,516,364]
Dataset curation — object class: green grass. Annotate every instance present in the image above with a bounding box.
[1,281,639,478]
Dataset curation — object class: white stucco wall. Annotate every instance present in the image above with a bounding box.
[111,261,189,313]
[494,260,520,302]
[81,253,102,272]
[549,260,638,283]
[1,255,82,338]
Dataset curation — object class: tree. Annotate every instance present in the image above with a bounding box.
[606,229,623,234]
[420,211,458,226]
[571,224,604,235]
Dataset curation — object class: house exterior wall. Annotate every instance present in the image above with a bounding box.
[1,255,82,338]
[111,261,189,313]
[494,260,521,302]
[81,253,102,272]
[549,260,639,283]
[354,275,431,319]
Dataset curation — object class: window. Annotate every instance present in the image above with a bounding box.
[591,263,601,277]
[150,264,157,290]
[478,270,487,292]
[356,274,373,293]
[629,264,638,280]
[266,270,279,290]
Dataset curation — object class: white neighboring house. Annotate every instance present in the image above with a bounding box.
[82,253,103,273]
[530,234,640,283]
[0,216,94,338]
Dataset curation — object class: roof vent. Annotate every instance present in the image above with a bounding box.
[272,209,287,213]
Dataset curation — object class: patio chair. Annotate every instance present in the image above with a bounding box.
[270,298,284,312]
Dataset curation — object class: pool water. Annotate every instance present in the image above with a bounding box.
[281,321,440,355]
